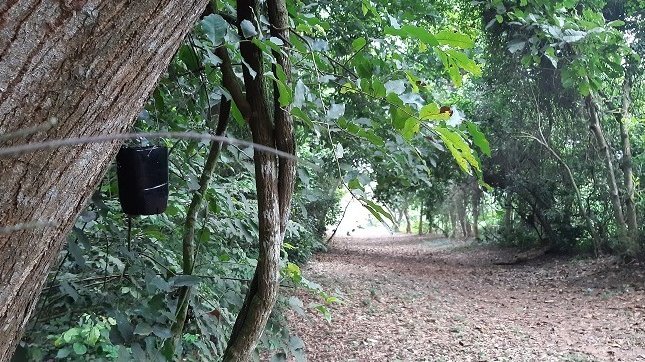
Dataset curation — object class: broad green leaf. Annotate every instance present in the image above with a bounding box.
[202,14,228,45]
[72,343,87,355]
[405,71,421,93]
[437,127,480,173]
[420,103,450,121]
[347,178,362,190]
[391,107,409,130]
[466,121,491,156]
[401,118,420,140]
[169,275,202,287]
[435,30,474,49]
[446,50,482,76]
[384,25,438,46]
[274,64,292,107]
[291,107,313,127]
[337,119,385,147]
[359,78,371,93]
[352,37,367,51]
[340,82,355,94]
[231,101,246,126]
[63,328,80,343]
[56,348,71,359]
[133,322,152,336]
[363,199,395,224]
[285,262,302,283]
[240,20,258,38]
[448,64,462,86]
[86,326,101,346]
[371,79,386,97]
[386,92,404,107]
[607,20,625,28]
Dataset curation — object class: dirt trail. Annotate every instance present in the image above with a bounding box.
[287,235,645,361]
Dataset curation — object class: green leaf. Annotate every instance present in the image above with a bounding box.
[230,101,246,126]
[152,326,173,339]
[133,322,152,336]
[435,30,474,49]
[371,79,386,97]
[391,107,408,130]
[273,64,292,107]
[348,178,362,190]
[466,122,491,156]
[63,328,80,343]
[169,275,202,287]
[446,50,482,76]
[201,14,228,45]
[285,262,302,283]
[384,25,438,46]
[607,20,625,28]
[401,118,420,140]
[240,20,258,38]
[86,326,101,346]
[437,127,480,173]
[72,342,87,355]
[351,37,367,51]
[362,199,395,224]
[420,103,450,121]
[56,348,71,359]
[291,107,313,128]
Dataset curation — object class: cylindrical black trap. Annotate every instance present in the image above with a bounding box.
[116,145,168,216]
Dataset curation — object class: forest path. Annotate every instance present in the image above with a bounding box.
[287,235,645,361]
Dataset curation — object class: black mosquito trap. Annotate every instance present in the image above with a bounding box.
[116,144,169,216]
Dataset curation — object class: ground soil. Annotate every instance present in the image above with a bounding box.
[286,235,645,361]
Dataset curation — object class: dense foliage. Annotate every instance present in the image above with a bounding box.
[15,0,643,360]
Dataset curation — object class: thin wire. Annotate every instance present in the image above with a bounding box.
[0,131,299,162]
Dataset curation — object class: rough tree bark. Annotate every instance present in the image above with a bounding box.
[0,1,208,360]
[221,0,296,360]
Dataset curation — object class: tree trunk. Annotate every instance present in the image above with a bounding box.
[164,98,230,357]
[472,179,481,239]
[617,74,638,251]
[586,95,628,239]
[403,205,412,234]
[418,200,424,235]
[221,0,295,360]
[449,203,457,238]
[0,1,208,360]
[503,193,513,234]
[456,189,468,237]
